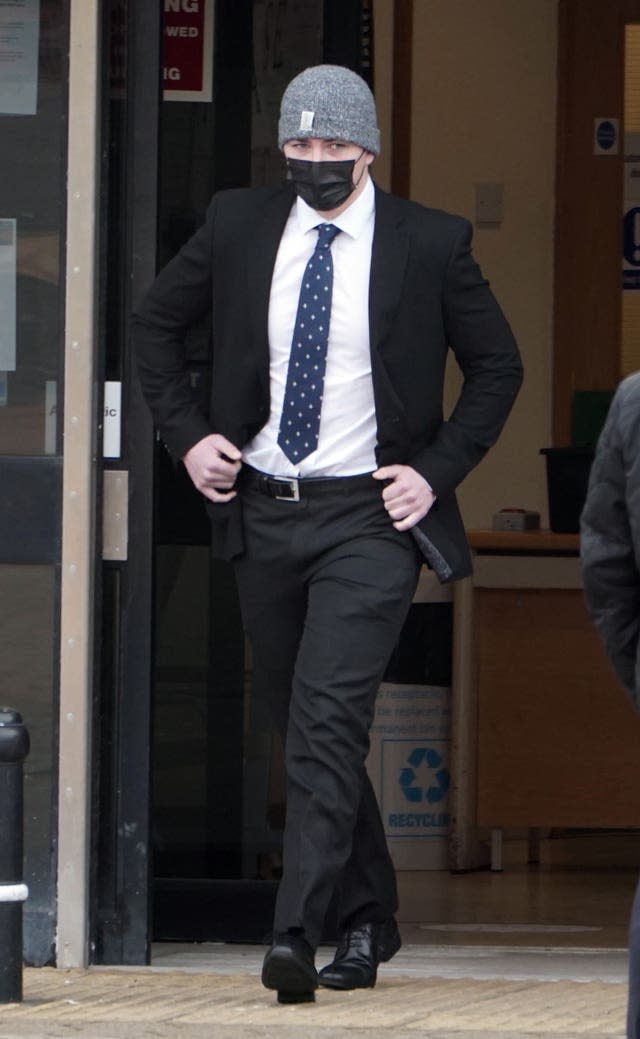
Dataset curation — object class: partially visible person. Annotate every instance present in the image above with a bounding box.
[580,371,640,1039]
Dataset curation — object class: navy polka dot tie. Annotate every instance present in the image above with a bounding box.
[278,223,341,464]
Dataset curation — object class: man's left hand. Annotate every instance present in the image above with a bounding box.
[372,465,436,531]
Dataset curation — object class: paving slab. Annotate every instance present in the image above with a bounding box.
[0,963,627,1039]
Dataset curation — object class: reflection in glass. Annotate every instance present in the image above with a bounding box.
[0,0,67,456]
[0,565,56,965]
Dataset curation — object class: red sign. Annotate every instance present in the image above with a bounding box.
[163,0,213,102]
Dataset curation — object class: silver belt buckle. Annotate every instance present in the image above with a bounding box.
[273,477,300,502]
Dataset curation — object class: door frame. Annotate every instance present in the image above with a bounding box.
[90,0,160,966]
[56,0,101,969]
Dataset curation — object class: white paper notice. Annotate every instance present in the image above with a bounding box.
[103,381,122,458]
[0,0,39,116]
[0,219,16,371]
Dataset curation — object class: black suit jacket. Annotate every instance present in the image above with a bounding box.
[133,182,523,582]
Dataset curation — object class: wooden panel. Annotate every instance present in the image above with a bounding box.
[391,0,412,197]
[553,0,640,444]
[476,587,640,827]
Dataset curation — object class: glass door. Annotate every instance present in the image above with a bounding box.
[151,0,276,943]
[0,0,69,966]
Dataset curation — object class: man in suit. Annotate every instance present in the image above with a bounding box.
[133,64,522,1004]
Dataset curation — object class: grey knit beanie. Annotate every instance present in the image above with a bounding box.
[278,65,380,155]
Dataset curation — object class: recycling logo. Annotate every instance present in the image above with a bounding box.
[399,747,450,804]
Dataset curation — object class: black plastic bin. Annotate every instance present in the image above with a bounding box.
[540,446,595,533]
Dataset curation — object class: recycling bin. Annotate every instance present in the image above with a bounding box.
[366,569,452,870]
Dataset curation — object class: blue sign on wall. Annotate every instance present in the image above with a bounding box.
[597,120,617,151]
[594,117,619,155]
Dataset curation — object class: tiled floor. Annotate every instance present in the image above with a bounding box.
[395,832,638,952]
[9,965,629,1038]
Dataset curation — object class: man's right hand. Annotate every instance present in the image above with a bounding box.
[182,433,242,503]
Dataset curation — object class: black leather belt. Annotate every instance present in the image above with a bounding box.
[241,465,376,502]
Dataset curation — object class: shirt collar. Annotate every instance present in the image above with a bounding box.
[294,174,375,240]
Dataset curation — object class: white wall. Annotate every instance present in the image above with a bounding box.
[410,1,558,527]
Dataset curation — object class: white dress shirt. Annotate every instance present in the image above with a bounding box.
[242,175,377,477]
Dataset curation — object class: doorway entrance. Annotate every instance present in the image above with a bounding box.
[152,0,377,946]
[94,0,375,963]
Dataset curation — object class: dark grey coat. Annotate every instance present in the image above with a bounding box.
[580,372,640,706]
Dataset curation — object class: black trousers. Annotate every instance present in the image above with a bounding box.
[234,474,421,949]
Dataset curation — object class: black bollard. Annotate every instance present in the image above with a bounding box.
[0,708,30,1003]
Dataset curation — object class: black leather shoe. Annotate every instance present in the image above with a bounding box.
[261,933,318,1004]
[318,917,401,990]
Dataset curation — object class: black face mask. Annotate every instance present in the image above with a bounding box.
[285,153,364,211]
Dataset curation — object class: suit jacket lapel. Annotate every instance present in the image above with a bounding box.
[246,186,296,398]
[369,186,410,361]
